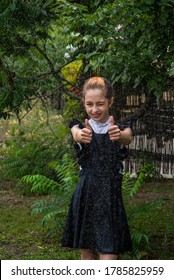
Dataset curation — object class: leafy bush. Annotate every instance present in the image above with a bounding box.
[21,153,79,237]
[0,109,70,179]
[62,95,84,124]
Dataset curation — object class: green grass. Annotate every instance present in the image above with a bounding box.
[0,177,174,260]
[125,179,174,259]
[0,206,79,260]
[0,178,80,260]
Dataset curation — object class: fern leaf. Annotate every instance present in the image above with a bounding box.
[123,163,156,198]
[31,200,57,215]
[42,209,65,224]
[130,229,150,260]
[22,174,59,194]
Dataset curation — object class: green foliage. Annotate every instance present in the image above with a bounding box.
[0,108,70,179]
[62,96,84,124]
[122,163,156,198]
[1,0,174,117]
[21,153,78,236]
[1,138,55,178]
[0,0,70,117]
[122,163,156,259]
[62,60,82,87]
[22,174,59,195]
[130,229,151,260]
[61,61,85,123]
[63,0,174,97]
[0,0,58,42]
[54,153,79,194]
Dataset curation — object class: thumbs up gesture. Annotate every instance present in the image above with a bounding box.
[109,116,121,141]
[80,119,92,143]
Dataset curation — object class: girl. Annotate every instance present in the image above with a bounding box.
[62,77,133,260]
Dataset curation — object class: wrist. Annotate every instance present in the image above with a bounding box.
[119,130,132,145]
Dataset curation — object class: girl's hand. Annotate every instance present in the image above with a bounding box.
[80,119,92,143]
[108,116,121,141]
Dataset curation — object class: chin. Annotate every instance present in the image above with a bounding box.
[93,117,101,121]
[91,115,101,120]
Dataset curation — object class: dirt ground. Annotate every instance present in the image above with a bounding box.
[1,177,174,206]
[0,178,36,207]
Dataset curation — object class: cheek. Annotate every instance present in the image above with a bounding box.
[84,106,90,113]
[102,105,109,112]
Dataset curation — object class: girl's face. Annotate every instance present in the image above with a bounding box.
[83,89,113,123]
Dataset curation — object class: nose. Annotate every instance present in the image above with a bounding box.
[92,105,98,113]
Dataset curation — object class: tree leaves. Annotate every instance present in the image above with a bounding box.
[1,0,174,116]
[66,0,174,97]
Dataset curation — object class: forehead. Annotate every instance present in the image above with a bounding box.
[84,89,107,102]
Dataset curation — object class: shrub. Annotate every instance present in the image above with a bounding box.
[21,153,79,237]
[0,110,70,179]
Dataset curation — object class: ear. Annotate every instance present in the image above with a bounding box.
[109,97,114,108]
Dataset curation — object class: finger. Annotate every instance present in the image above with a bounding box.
[109,133,121,141]
[109,125,119,133]
[109,116,115,127]
[81,128,92,143]
[85,119,92,130]
[81,134,92,143]
[109,131,119,139]
[82,138,92,144]
[82,128,92,135]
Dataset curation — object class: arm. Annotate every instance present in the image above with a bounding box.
[119,127,133,145]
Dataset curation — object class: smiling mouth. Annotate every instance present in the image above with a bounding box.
[92,115,101,119]
[92,113,101,117]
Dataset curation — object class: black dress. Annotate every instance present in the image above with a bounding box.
[61,119,132,255]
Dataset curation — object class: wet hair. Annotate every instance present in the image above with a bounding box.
[82,77,113,100]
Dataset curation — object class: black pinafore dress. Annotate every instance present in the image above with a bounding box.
[62,123,132,255]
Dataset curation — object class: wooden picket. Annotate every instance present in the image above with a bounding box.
[122,91,174,178]
[125,134,174,178]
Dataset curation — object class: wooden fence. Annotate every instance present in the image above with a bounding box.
[125,132,174,178]
[122,92,174,178]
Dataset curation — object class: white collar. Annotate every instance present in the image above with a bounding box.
[89,117,110,128]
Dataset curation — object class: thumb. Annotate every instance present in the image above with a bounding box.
[109,116,115,127]
[85,119,92,130]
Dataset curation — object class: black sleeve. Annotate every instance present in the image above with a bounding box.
[117,120,132,131]
[116,120,132,160]
[69,118,85,129]
[69,119,85,158]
